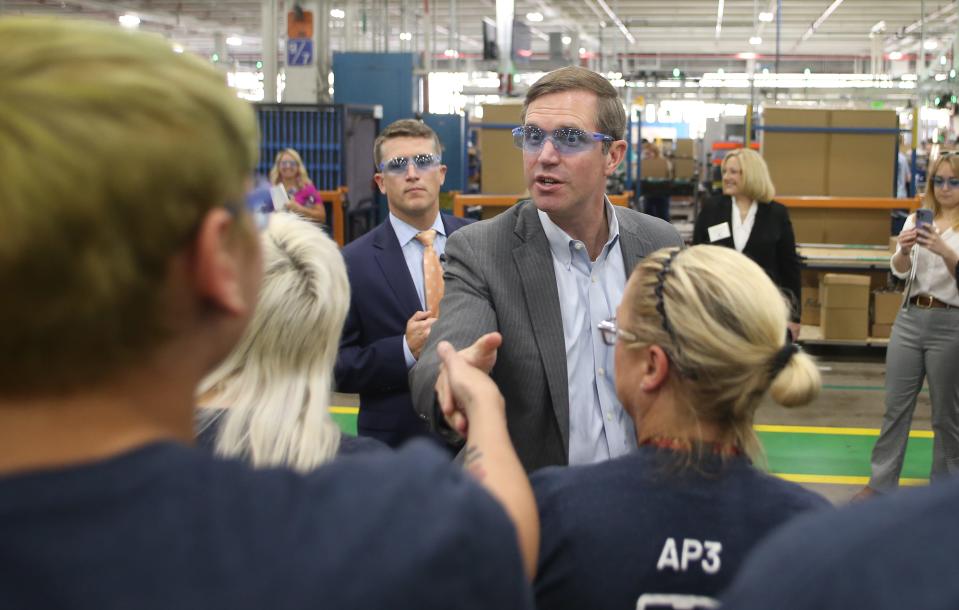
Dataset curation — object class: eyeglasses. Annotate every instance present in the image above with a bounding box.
[378,154,442,175]
[278,160,299,169]
[597,317,638,346]
[932,176,959,189]
[512,125,615,155]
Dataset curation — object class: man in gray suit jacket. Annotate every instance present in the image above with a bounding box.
[410,66,682,472]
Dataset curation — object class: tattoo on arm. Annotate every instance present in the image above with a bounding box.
[463,444,487,481]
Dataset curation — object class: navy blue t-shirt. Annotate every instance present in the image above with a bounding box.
[0,441,532,610]
[721,477,959,610]
[532,445,830,610]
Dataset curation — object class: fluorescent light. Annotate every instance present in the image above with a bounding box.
[562,35,572,44]
[935,73,947,81]
[226,35,242,47]
[889,51,903,60]
[715,0,725,38]
[749,36,762,45]
[399,32,412,41]
[924,39,938,50]
[758,11,774,22]
[443,49,459,58]
[737,52,757,60]
[330,8,345,19]
[118,13,140,28]
[526,12,543,22]
[801,0,844,42]
[594,0,635,44]
[870,20,886,34]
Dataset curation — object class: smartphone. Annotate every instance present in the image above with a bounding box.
[916,208,934,230]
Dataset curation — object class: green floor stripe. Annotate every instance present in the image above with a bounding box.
[822,384,928,393]
[328,413,935,483]
[759,431,932,479]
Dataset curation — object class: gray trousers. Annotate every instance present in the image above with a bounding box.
[869,305,959,491]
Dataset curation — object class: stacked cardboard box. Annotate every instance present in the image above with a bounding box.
[872,290,902,338]
[820,274,871,340]
[479,103,525,194]
[671,139,698,180]
[800,271,821,326]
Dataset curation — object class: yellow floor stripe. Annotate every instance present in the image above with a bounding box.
[755,424,934,439]
[329,406,359,415]
[774,473,928,486]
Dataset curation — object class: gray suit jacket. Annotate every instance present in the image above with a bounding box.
[409,200,684,472]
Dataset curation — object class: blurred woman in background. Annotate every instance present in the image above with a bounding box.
[196,214,384,471]
[269,148,327,226]
[531,245,828,610]
[856,153,959,500]
[693,148,802,340]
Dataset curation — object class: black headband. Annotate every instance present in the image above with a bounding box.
[770,342,799,377]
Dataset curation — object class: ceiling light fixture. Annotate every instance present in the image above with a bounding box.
[758,11,773,22]
[715,0,725,38]
[749,36,762,45]
[924,39,938,50]
[330,8,345,19]
[889,51,903,60]
[562,35,572,45]
[800,0,844,42]
[594,0,635,44]
[526,12,543,22]
[399,32,412,41]
[118,13,140,28]
[226,35,242,47]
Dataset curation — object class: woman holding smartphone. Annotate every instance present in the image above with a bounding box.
[856,153,959,500]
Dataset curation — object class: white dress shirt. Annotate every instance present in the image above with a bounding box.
[731,199,758,252]
[538,201,636,465]
[892,214,959,307]
[388,212,447,367]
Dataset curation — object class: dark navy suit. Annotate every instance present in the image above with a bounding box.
[335,213,471,447]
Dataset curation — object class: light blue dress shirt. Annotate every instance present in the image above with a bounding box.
[538,202,636,465]
[389,212,448,369]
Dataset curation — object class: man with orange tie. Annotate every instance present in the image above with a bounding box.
[335,119,471,448]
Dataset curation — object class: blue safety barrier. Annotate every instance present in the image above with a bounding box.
[254,103,344,190]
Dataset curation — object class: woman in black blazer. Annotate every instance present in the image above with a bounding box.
[693,148,802,340]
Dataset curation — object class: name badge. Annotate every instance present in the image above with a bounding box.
[707,222,731,243]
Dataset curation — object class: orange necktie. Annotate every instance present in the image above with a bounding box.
[415,229,444,316]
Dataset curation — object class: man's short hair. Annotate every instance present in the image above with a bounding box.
[373,119,443,168]
[0,18,259,395]
[521,66,627,148]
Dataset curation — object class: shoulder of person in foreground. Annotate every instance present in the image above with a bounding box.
[234,439,533,608]
[720,478,959,610]
[615,205,684,247]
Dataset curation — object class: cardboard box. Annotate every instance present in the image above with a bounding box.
[641,157,671,179]
[820,274,871,340]
[762,108,829,197]
[871,323,893,339]
[672,158,697,179]
[890,236,899,253]
[479,103,525,194]
[675,138,696,157]
[827,109,897,198]
[873,290,902,325]
[821,274,871,309]
[822,308,869,340]
[801,286,821,326]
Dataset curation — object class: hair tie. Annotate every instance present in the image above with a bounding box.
[770,342,799,377]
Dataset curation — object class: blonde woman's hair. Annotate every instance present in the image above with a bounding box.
[198,215,348,472]
[924,153,959,229]
[0,18,258,395]
[269,148,313,189]
[621,245,820,461]
[723,148,776,203]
